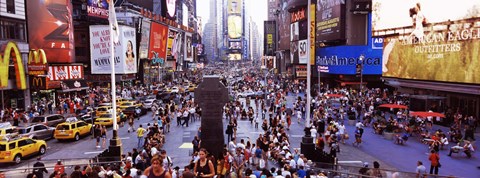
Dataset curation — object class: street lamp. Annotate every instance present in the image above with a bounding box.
[357,54,365,107]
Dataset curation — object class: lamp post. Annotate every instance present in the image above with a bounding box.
[359,54,365,105]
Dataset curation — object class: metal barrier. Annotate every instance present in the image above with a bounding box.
[312,162,457,178]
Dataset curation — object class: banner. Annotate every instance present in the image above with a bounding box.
[295,65,307,78]
[316,0,345,42]
[87,0,108,18]
[138,19,151,59]
[290,41,298,63]
[26,0,75,63]
[185,33,193,62]
[228,54,242,61]
[290,22,299,41]
[46,65,84,81]
[374,0,480,84]
[149,22,168,60]
[278,0,291,50]
[228,15,242,39]
[89,25,137,74]
[310,4,316,65]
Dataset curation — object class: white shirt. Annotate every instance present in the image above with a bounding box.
[338,125,346,134]
[236,143,246,150]
[297,158,305,167]
[151,147,159,156]
[289,159,297,168]
[355,122,364,128]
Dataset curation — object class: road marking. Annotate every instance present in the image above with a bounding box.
[84,151,104,154]
[338,161,363,164]
[179,142,193,148]
[291,135,304,138]
[120,137,130,140]
[250,132,263,134]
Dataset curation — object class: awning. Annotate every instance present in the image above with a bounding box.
[58,80,89,92]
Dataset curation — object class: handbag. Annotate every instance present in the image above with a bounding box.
[344,133,350,140]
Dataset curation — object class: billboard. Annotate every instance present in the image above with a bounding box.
[373,0,480,84]
[316,0,345,42]
[278,0,291,50]
[316,45,382,75]
[166,0,177,20]
[87,0,108,18]
[166,29,178,60]
[228,54,242,61]
[290,41,299,63]
[264,21,276,56]
[197,44,204,55]
[26,0,75,63]
[228,15,243,39]
[89,25,137,74]
[46,65,84,81]
[185,33,193,62]
[229,41,242,50]
[243,39,248,60]
[138,19,151,59]
[227,0,242,15]
[149,22,169,60]
[298,40,308,64]
[290,22,299,41]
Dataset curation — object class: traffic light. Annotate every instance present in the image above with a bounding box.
[356,64,362,75]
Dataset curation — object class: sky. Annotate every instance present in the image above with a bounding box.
[196,0,268,35]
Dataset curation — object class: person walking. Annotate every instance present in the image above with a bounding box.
[94,125,101,148]
[416,161,427,178]
[53,160,65,175]
[128,114,135,133]
[428,150,440,175]
[33,157,48,178]
[101,125,107,148]
[137,124,146,149]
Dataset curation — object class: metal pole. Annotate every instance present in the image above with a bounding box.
[305,0,312,128]
[1,89,3,110]
[318,68,321,92]
[359,54,364,108]
[109,2,118,139]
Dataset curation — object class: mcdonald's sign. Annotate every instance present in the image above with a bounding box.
[28,49,48,75]
[0,41,27,90]
[30,76,46,90]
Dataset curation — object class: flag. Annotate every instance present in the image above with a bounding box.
[108,0,119,43]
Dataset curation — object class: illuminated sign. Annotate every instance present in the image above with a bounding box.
[28,49,48,75]
[316,0,345,42]
[87,0,109,19]
[291,8,306,23]
[0,41,27,90]
[228,15,242,39]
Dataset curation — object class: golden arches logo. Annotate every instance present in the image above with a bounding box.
[0,41,27,90]
[28,49,47,64]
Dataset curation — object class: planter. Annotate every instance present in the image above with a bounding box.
[348,119,356,126]
[383,132,394,140]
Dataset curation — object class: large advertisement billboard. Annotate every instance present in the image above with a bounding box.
[228,15,243,39]
[185,33,193,62]
[138,19,151,59]
[26,0,75,63]
[89,25,137,74]
[373,0,480,84]
[149,22,169,61]
[264,21,277,56]
[278,0,291,50]
[87,0,108,18]
[227,0,242,15]
[316,45,382,75]
[166,29,178,60]
[316,0,345,42]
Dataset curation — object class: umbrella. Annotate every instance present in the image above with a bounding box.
[410,111,445,118]
[378,104,408,109]
[326,94,344,98]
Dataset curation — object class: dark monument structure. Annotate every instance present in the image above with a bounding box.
[195,75,229,159]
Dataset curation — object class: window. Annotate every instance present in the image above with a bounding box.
[77,122,86,127]
[17,140,27,147]
[71,123,76,129]
[0,144,5,151]
[8,142,15,150]
[31,117,44,123]
[34,125,47,131]
[6,0,15,14]
[0,19,26,41]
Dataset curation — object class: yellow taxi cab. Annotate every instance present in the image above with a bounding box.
[95,106,113,117]
[0,123,17,139]
[0,135,47,164]
[117,101,142,110]
[53,117,93,141]
[116,98,130,105]
[94,113,120,126]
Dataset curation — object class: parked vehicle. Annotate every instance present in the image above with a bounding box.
[30,114,66,127]
[17,124,55,140]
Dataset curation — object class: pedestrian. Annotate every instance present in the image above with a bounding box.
[33,157,48,178]
[428,150,440,175]
[54,160,65,175]
[101,125,107,148]
[94,124,101,148]
[142,156,172,178]
[137,124,146,149]
[128,114,135,133]
[193,148,215,178]
[415,161,427,178]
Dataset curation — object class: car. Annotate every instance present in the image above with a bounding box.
[156,92,176,103]
[77,113,95,125]
[54,118,93,141]
[30,114,66,127]
[143,99,157,109]
[117,102,139,110]
[94,113,120,126]
[95,106,113,117]
[0,136,47,164]
[237,91,255,98]
[123,106,147,117]
[170,86,179,93]
[0,123,17,138]
[17,124,55,140]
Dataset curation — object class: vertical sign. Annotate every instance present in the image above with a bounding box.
[310,4,316,65]
[149,22,169,60]
[26,0,75,63]
[185,33,193,62]
[264,21,276,56]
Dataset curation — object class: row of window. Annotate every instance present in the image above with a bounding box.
[0,19,26,41]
